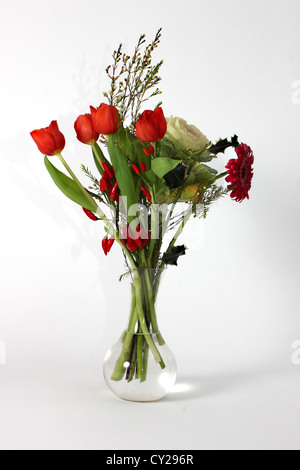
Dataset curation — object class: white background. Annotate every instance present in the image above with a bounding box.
[0,0,299,450]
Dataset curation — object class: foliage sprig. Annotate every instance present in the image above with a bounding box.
[104,29,163,125]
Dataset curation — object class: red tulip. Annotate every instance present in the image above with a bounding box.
[135,107,167,142]
[30,120,65,156]
[90,103,120,135]
[74,113,99,145]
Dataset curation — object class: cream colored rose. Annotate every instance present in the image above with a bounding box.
[165,116,209,150]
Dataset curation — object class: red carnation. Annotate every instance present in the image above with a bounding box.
[136,107,167,142]
[225,143,254,202]
[30,120,65,156]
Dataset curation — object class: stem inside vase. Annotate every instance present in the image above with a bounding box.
[110,268,166,382]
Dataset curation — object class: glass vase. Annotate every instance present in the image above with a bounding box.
[103,268,177,402]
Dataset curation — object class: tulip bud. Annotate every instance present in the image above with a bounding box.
[102,237,108,255]
[102,170,111,182]
[102,161,114,179]
[100,177,112,192]
[107,237,115,253]
[140,185,152,202]
[132,164,141,175]
[140,162,147,172]
[109,181,119,201]
[82,207,98,221]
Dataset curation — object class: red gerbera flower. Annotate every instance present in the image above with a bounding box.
[225,143,254,202]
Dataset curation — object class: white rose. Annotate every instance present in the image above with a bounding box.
[165,116,209,150]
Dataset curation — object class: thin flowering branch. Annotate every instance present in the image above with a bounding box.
[81,165,101,194]
[104,29,163,125]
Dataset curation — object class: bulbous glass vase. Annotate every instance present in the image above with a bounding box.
[103,268,177,402]
[103,331,177,402]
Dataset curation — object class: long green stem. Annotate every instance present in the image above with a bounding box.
[213,171,227,182]
[57,153,98,209]
[136,332,143,379]
[110,284,138,381]
[148,192,158,259]
[134,273,165,368]
[140,344,149,383]
[164,186,183,235]
[127,341,137,382]
[143,269,164,345]
[165,206,193,254]
[155,206,193,295]
[91,142,111,170]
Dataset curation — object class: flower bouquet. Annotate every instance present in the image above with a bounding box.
[30,30,254,401]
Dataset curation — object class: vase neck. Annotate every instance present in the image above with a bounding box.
[125,268,165,340]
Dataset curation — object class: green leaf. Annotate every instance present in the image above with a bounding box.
[151,157,180,179]
[116,127,146,164]
[162,245,186,266]
[208,135,239,155]
[159,138,181,159]
[192,149,216,163]
[107,137,138,222]
[155,185,170,204]
[143,169,167,201]
[44,157,97,212]
[163,163,186,190]
[168,185,198,202]
[116,127,137,163]
[201,163,218,175]
[184,162,216,187]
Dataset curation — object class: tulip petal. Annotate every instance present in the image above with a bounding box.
[30,129,57,156]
